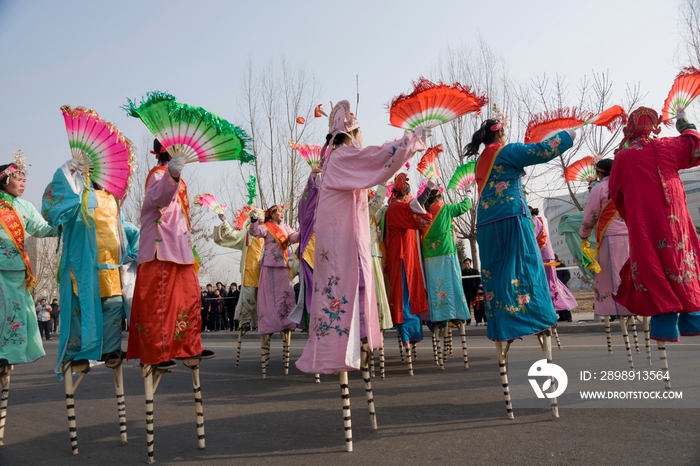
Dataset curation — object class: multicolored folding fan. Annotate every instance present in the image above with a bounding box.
[290,141,324,170]
[61,105,135,200]
[564,156,597,183]
[389,78,488,130]
[233,205,252,230]
[447,161,476,190]
[416,177,445,197]
[417,144,442,179]
[124,91,254,164]
[661,67,700,124]
[524,106,627,143]
[195,193,227,215]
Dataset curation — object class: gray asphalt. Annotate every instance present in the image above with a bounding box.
[1,331,699,466]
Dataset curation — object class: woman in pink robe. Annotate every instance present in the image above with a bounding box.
[296,101,429,374]
[249,205,300,335]
[579,159,632,317]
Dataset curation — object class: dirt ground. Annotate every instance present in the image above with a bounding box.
[571,289,594,313]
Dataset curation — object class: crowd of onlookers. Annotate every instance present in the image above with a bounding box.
[34,297,60,341]
[200,282,240,332]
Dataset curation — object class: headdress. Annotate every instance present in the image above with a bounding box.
[264,204,284,222]
[616,106,661,152]
[491,104,510,131]
[328,100,360,137]
[1,147,28,183]
[388,173,411,204]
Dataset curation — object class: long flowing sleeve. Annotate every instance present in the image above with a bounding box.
[443,197,473,218]
[579,183,603,238]
[368,185,389,218]
[248,220,267,239]
[213,222,246,250]
[323,131,425,191]
[500,131,574,168]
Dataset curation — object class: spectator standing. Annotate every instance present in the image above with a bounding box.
[35,298,52,341]
[50,298,60,333]
[228,283,239,331]
[202,284,214,332]
[461,258,480,325]
[473,285,487,326]
[210,290,223,331]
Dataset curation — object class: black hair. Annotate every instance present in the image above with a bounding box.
[425,189,442,209]
[465,119,502,156]
[596,158,613,177]
[0,164,12,192]
[206,283,213,288]
[154,139,171,166]
[529,205,540,216]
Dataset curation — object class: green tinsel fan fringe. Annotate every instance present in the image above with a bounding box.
[122,91,177,118]
[246,175,257,206]
[123,91,255,164]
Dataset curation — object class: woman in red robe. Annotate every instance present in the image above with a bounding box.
[608,107,700,341]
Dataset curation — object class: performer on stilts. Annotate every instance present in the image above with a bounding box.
[469,117,575,419]
[608,107,700,388]
[384,173,434,374]
[421,187,472,370]
[42,155,139,453]
[127,140,214,463]
[369,185,392,379]
[249,204,300,378]
[296,100,431,450]
[578,159,640,363]
[212,186,264,367]
[0,152,56,445]
[531,206,576,350]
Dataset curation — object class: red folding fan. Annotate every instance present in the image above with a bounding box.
[661,67,700,124]
[524,105,627,144]
[389,78,488,130]
[417,144,442,179]
[564,156,596,183]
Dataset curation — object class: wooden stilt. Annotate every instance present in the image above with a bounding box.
[283,330,292,375]
[552,326,562,350]
[379,332,386,380]
[437,326,444,370]
[112,363,128,444]
[495,340,513,419]
[261,335,270,379]
[643,316,651,365]
[431,331,439,366]
[631,318,640,353]
[605,316,612,353]
[369,350,375,378]
[142,365,156,464]
[361,345,377,430]
[315,374,321,383]
[235,327,246,367]
[620,317,634,369]
[397,332,405,363]
[411,343,417,360]
[339,371,352,452]
[446,326,453,356]
[536,331,559,419]
[657,341,671,390]
[63,360,89,455]
[183,359,206,450]
[458,321,469,369]
[405,345,414,376]
[0,364,12,445]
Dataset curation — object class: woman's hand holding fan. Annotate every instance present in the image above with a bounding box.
[662,67,700,124]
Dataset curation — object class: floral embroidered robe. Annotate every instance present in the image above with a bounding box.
[0,194,55,364]
[296,131,425,374]
[475,131,573,341]
[609,129,700,316]
[421,197,472,322]
[579,177,632,316]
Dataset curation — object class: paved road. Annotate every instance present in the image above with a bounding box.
[1,332,699,466]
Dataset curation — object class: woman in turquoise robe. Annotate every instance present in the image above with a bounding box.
[468,120,574,341]
[42,162,139,376]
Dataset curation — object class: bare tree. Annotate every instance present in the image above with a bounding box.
[27,236,60,301]
[680,0,700,68]
[236,57,324,227]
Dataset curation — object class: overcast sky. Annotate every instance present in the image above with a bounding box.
[0,0,685,209]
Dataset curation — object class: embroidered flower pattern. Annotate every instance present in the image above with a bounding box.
[277,291,295,320]
[480,166,515,210]
[313,275,350,339]
[527,135,563,159]
[432,278,451,309]
[2,302,26,347]
[0,237,19,259]
[174,312,191,342]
